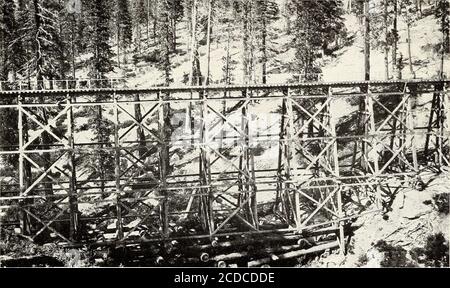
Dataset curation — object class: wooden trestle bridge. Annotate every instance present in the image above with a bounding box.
[0,79,448,265]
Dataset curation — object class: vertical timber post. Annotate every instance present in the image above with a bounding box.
[279,90,292,224]
[113,91,124,241]
[438,83,446,168]
[67,93,79,241]
[444,82,449,167]
[286,88,301,229]
[158,91,169,237]
[18,93,31,235]
[366,84,382,208]
[425,83,444,166]
[276,95,289,219]
[199,87,214,235]
[329,87,345,254]
[240,89,250,223]
[407,84,420,181]
[18,93,28,235]
[248,91,258,229]
[361,85,370,174]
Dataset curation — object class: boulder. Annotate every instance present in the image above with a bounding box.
[399,190,433,220]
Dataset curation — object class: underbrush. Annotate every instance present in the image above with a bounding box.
[0,230,91,267]
[357,232,449,267]
[410,232,449,267]
[432,193,449,215]
[373,240,417,267]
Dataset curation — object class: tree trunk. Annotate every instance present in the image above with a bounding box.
[243,1,250,84]
[153,0,157,44]
[97,105,106,198]
[392,0,399,79]
[172,0,177,51]
[364,0,370,81]
[397,53,403,79]
[262,16,268,84]
[205,0,212,85]
[407,23,416,78]
[136,25,142,56]
[71,15,76,81]
[188,0,197,85]
[384,0,390,79]
[134,94,146,159]
[188,0,198,145]
[117,19,121,68]
[147,0,150,48]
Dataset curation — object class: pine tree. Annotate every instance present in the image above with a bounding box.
[0,0,20,168]
[0,0,21,82]
[185,0,201,85]
[82,0,116,197]
[242,0,255,84]
[10,0,65,87]
[168,0,184,51]
[219,1,238,85]
[400,0,419,78]
[15,0,69,195]
[57,0,74,82]
[157,0,173,86]
[436,0,449,78]
[156,0,175,193]
[291,0,345,81]
[85,0,115,80]
[75,0,90,55]
[133,0,147,55]
[370,0,395,79]
[30,0,66,85]
[392,0,400,78]
[255,0,279,84]
[116,0,132,65]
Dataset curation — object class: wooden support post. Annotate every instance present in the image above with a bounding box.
[158,91,170,237]
[113,92,124,241]
[275,96,289,219]
[240,89,250,222]
[437,85,446,168]
[199,90,210,232]
[204,93,214,235]
[67,93,79,241]
[329,87,345,255]
[366,85,382,208]
[241,89,258,229]
[398,87,407,171]
[238,91,247,217]
[248,92,258,228]
[425,83,443,164]
[444,83,449,167]
[356,84,370,173]
[250,148,259,230]
[18,94,27,235]
[286,88,301,229]
[17,93,31,235]
[407,85,420,178]
[353,85,369,172]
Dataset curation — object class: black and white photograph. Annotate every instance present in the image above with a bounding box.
[0,0,449,270]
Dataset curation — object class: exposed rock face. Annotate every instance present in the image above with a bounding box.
[392,189,434,220]
[324,172,450,267]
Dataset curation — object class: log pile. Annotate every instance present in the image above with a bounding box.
[105,225,354,267]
